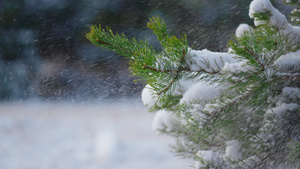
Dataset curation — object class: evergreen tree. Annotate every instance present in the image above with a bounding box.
[87,0,300,168]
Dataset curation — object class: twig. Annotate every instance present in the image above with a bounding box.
[143,48,220,95]
[96,39,111,46]
[143,64,219,75]
[244,47,265,71]
[159,48,186,95]
[159,77,177,95]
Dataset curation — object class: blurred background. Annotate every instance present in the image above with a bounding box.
[0,0,293,168]
[0,0,292,101]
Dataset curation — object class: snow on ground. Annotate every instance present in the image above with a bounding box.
[0,100,190,169]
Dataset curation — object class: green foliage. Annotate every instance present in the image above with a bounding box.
[284,0,300,25]
[87,16,191,109]
[225,25,289,108]
[253,10,272,22]
[87,5,300,168]
[288,140,300,161]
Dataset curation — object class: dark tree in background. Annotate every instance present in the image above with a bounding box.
[0,0,292,101]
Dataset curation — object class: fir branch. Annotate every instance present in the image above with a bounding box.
[243,46,265,71]
[202,83,261,129]
[87,6,300,167]
[143,64,219,75]
[95,39,112,46]
[158,48,187,95]
[159,77,177,95]
[143,63,173,73]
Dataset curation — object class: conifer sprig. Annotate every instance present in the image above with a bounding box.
[87,3,300,167]
[87,17,193,108]
[284,0,300,24]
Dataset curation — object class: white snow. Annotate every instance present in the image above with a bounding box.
[202,103,221,114]
[222,60,256,73]
[282,87,300,99]
[195,150,224,168]
[283,24,300,43]
[275,50,300,71]
[141,84,158,107]
[224,140,242,161]
[249,0,300,42]
[0,101,189,169]
[197,150,217,161]
[267,102,299,118]
[249,0,287,28]
[235,24,251,38]
[94,128,118,161]
[152,109,177,134]
[180,82,224,104]
[187,48,237,72]
[173,79,194,96]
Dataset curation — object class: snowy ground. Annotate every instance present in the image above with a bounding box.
[0,100,190,169]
